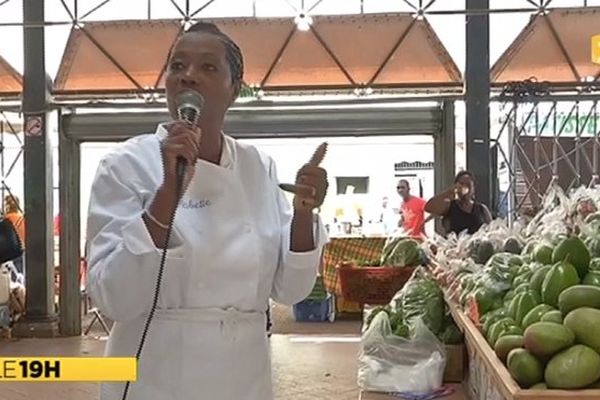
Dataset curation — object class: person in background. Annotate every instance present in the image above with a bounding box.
[397,179,430,238]
[4,195,25,281]
[54,213,61,237]
[425,171,492,236]
[379,196,398,235]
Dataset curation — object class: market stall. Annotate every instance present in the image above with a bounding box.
[314,235,466,398]
[321,236,387,312]
[425,185,600,399]
[347,185,600,399]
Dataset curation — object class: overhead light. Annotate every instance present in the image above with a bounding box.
[294,13,313,31]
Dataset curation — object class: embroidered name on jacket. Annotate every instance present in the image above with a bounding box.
[180,198,212,209]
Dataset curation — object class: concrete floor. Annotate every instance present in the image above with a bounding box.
[270,301,363,335]
[0,305,467,400]
[0,333,467,400]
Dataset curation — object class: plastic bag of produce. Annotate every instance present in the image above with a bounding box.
[438,310,463,344]
[466,274,508,314]
[380,236,423,267]
[427,217,517,270]
[568,186,598,220]
[358,311,446,393]
[524,183,571,240]
[362,305,408,337]
[483,252,523,285]
[391,267,445,335]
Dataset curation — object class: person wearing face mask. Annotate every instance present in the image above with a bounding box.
[425,170,492,236]
[85,21,329,400]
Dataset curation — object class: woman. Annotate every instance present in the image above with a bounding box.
[425,171,492,236]
[4,195,25,281]
[86,22,328,400]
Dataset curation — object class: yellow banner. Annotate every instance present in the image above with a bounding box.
[0,357,137,382]
[592,35,600,64]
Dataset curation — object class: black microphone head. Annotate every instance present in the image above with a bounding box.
[175,90,205,126]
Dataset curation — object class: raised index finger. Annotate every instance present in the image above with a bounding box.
[308,142,328,167]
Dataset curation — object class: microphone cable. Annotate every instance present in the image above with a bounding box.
[120,163,186,400]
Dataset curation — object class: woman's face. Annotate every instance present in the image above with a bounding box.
[165,32,236,126]
[456,174,475,199]
[4,198,16,211]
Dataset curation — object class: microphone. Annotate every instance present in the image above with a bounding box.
[120,90,204,400]
[174,90,205,182]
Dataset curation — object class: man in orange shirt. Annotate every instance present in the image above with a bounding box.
[397,179,431,238]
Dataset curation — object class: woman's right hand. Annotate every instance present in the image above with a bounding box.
[447,183,461,198]
[160,122,202,193]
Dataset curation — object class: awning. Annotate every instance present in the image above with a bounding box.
[54,14,462,94]
[492,7,600,85]
[0,55,22,95]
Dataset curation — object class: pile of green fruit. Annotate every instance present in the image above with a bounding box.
[364,270,462,344]
[380,237,423,267]
[476,235,600,389]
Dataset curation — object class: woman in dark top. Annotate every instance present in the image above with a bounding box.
[425,171,492,236]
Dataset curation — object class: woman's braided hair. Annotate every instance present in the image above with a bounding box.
[182,21,244,96]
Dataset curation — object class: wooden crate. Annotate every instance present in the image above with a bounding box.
[447,298,600,400]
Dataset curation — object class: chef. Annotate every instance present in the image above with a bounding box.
[86,21,329,400]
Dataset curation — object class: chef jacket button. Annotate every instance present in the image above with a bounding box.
[245,225,252,233]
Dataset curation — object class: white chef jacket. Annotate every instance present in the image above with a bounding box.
[86,124,328,400]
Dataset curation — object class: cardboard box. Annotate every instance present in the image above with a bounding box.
[444,344,466,383]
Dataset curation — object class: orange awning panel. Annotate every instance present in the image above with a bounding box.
[55,14,461,93]
[55,20,182,91]
[375,18,461,85]
[264,22,352,87]
[492,8,600,84]
[217,19,297,87]
[274,14,461,87]
[0,55,22,94]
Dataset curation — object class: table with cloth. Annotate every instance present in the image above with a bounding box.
[321,236,387,313]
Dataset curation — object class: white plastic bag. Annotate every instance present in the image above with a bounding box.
[357,311,446,393]
[4,261,24,286]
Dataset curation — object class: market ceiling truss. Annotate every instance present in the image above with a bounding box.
[5,0,600,97]
[491,2,600,91]
[51,1,462,95]
[55,14,462,93]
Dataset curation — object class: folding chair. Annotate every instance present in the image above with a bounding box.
[80,259,111,336]
[83,294,111,335]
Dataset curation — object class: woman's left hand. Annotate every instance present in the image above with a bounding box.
[292,143,328,212]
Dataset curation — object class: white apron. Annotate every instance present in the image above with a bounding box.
[101,308,271,400]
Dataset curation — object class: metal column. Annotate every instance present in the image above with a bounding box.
[14,0,58,337]
[58,109,81,336]
[434,101,456,233]
[465,0,491,206]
